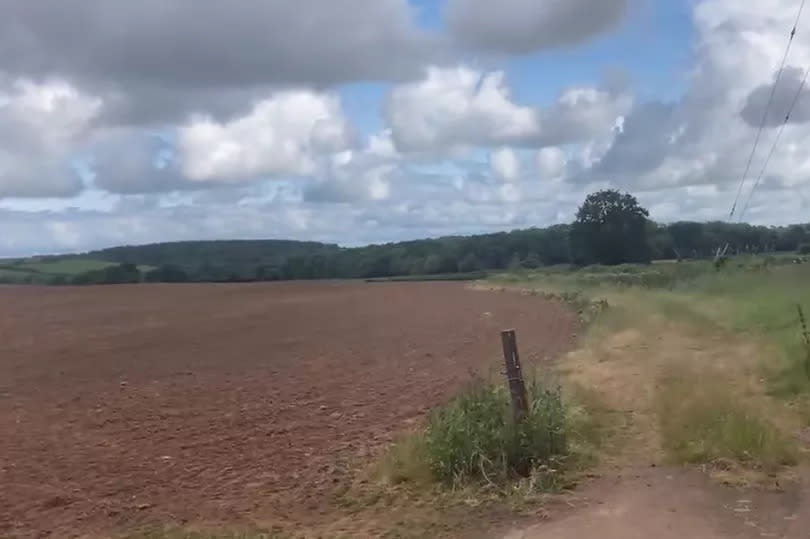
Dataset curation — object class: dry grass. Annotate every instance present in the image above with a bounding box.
[487,273,806,480]
[656,364,798,471]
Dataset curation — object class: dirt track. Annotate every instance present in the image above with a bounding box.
[0,282,576,538]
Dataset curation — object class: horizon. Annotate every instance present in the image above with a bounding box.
[10,212,809,261]
[3,1,810,257]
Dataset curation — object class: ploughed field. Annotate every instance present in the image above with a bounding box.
[0,282,576,538]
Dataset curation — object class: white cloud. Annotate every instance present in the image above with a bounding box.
[304,130,402,203]
[0,79,100,197]
[386,65,630,153]
[499,183,522,203]
[537,147,567,179]
[178,91,352,182]
[386,66,539,151]
[490,147,520,182]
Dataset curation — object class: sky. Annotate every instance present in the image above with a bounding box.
[2,0,810,256]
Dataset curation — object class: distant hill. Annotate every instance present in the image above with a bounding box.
[0,239,339,284]
[2,220,809,285]
[89,239,340,274]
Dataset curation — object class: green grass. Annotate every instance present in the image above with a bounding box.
[376,376,591,494]
[18,257,118,274]
[365,271,488,283]
[424,378,568,486]
[656,367,797,470]
[651,264,810,396]
[493,255,810,397]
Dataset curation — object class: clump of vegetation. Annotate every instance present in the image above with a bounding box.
[656,368,797,470]
[423,379,568,486]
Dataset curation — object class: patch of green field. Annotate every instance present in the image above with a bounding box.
[0,257,117,276]
[0,257,157,285]
[365,271,488,283]
[19,258,117,275]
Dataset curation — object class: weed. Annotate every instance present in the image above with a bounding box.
[423,378,568,486]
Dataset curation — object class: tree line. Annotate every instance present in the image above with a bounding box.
[30,190,810,285]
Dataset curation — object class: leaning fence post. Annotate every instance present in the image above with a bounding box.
[501,329,529,421]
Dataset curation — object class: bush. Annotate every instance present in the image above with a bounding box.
[71,262,142,285]
[799,243,810,255]
[145,264,191,283]
[424,379,568,485]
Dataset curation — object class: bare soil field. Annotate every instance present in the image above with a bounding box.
[0,282,576,538]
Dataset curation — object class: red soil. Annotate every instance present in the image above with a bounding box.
[0,282,576,538]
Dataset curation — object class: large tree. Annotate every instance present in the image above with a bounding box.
[570,189,652,265]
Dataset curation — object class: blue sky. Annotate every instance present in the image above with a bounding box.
[1,0,809,256]
[340,0,695,136]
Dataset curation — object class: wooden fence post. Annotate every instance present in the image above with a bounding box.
[501,329,529,421]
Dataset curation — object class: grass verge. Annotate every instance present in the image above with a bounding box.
[656,365,798,471]
[484,258,808,480]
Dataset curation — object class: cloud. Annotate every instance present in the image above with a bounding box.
[0,0,442,125]
[91,130,190,194]
[445,0,629,54]
[490,147,520,182]
[386,66,538,151]
[0,79,99,197]
[178,91,352,182]
[740,66,810,127]
[386,66,629,152]
[582,101,677,181]
[305,151,394,203]
[537,147,567,179]
[568,0,810,221]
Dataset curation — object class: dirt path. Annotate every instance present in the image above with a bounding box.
[0,282,576,538]
[504,466,810,539]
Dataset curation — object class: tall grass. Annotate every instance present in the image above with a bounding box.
[656,368,797,470]
[497,258,810,397]
[424,379,568,486]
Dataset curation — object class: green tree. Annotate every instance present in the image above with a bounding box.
[521,253,541,269]
[570,189,652,265]
[145,265,190,283]
[457,253,482,273]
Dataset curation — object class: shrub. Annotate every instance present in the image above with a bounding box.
[424,379,568,485]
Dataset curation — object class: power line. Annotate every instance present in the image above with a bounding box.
[739,64,810,220]
[728,0,807,221]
